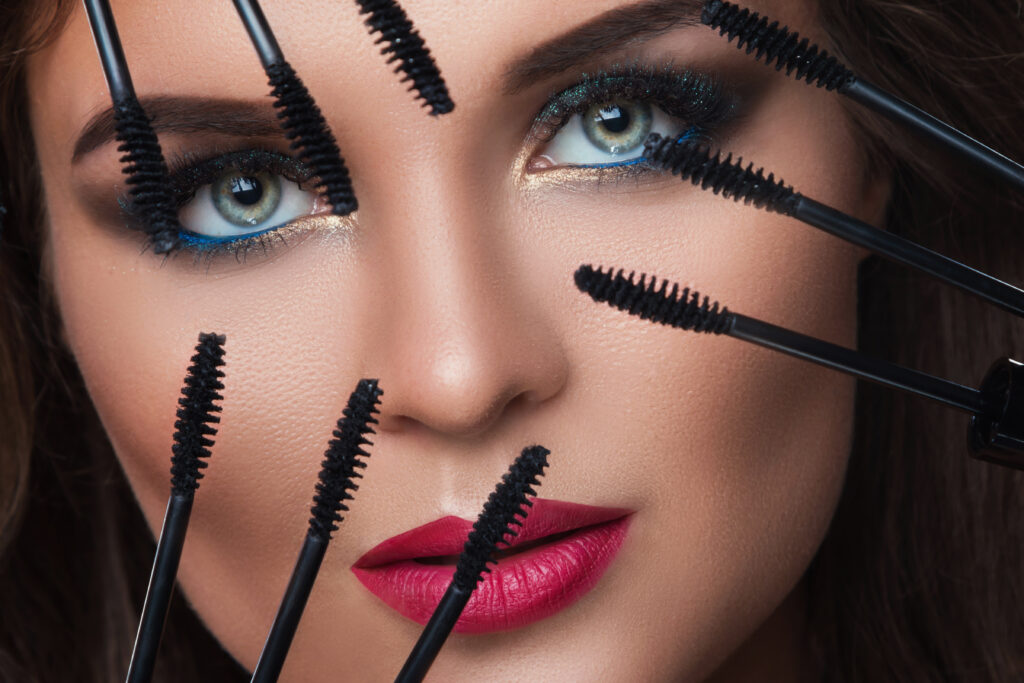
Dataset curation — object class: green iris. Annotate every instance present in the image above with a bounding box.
[211,170,282,227]
[582,100,653,155]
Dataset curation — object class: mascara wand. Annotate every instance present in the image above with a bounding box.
[232,0,358,215]
[395,445,550,683]
[575,265,1024,470]
[82,0,180,254]
[126,333,226,683]
[250,379,383,683]
[643,133,1024,319]
[354,0,455,115]
[700,0,1024,192]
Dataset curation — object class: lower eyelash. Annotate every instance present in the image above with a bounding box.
[119,147,316,260]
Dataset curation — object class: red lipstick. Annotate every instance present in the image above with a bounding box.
[352,499,631,633]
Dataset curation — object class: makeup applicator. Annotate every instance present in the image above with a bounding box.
[353,0,455,115]
[250,378,383,683]
[642,133,1024,318]
[395,445,550,683]
[231,0,358,215]
[700,1,1024,191]
[82,0,180,254]
[126,333,226,683]
[575,264,1024,470]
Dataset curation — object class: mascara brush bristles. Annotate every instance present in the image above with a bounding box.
[354,0,455,115]
[702,0,852,90]
[395,446,550,683]
[83,0,180,254]
[250,379,382,683]
[309,378,383,541]
[266,62,358,215]
[127,332,226,683]
[575,265,732,334]
[170,333,227,495]
[643,134,797,214]
[452,445,549,592]
[232,0,358,215]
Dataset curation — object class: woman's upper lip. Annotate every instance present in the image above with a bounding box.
[353,498,632,568]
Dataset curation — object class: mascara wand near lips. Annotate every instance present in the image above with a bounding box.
[394,446,550,683]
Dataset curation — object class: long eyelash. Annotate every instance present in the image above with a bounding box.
[118,147,317,262]
[530,61,735,158]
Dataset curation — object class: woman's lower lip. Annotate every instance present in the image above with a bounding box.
[351,516,631,634]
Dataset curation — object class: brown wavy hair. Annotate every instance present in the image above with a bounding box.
[1,1,1021,680]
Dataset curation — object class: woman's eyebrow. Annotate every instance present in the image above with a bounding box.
[71,96,281,163]
[502,0,704,95]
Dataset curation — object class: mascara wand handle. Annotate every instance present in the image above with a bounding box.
[82,0,135,103]
[727,313,986,415]
[395,582,472,683]
[232,0,286,69]
[842,78,1024,193]
[792,196,1024,319]
[126,493,194,683]
[251,533,328,683]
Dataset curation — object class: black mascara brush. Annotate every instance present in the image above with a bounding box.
[126,333,226,683]
[250,379,383,683]
[395,445,550,683]
[353,0,454,115]
[231,0,358,215]
[575,265,1024,470]
[82,0,180,254]
[643,133,1024,319]
[700,0,1024,191]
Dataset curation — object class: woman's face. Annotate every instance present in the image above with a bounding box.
[29,0,885,679]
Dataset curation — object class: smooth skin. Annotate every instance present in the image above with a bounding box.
[29,0,887,680]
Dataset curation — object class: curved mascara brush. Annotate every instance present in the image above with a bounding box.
[395,445,550,683]
[642,133,1024,318]
[354,0,455,115]
[250,379,383,683]
[83,0,180,254]
[232,0,358,215]
[126,333,226,683]
[700,0,1024,191]
[575,265,1024,470]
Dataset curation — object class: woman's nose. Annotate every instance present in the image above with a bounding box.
[364,202,569,439]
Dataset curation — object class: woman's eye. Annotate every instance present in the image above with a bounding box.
[176,159,318,242]
[535,98,694,169]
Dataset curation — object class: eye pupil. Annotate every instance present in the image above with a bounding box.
[596,105,630,134]
[230,176,264,206]
[581,100,653,156]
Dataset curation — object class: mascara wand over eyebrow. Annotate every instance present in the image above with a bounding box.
[82,0,181,254]
[232,0,358,215]
[353,0,454,115]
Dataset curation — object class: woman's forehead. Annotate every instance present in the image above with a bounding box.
[29,0,806,163]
